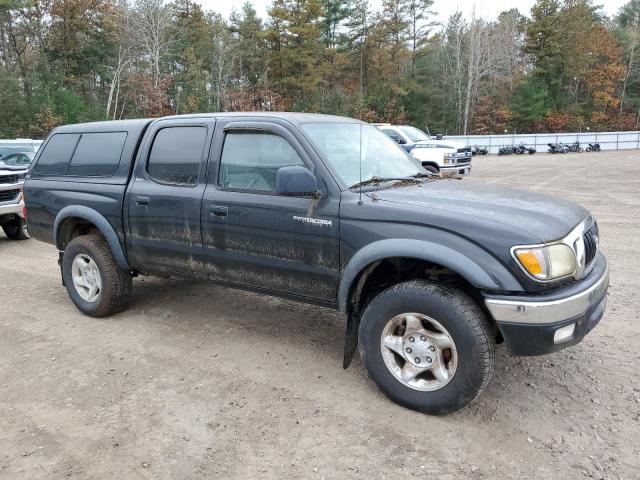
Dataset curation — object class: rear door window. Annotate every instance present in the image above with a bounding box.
[33,134,80,175]
[147,126,207,186]
[67,132,127,176]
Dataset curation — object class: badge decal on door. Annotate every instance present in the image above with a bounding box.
[293,216,332,227]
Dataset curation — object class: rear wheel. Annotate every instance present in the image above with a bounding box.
[2,217,30,240]
[62,234,132,317]
[358,281,495,415]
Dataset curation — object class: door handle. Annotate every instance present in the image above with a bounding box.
[135,196,150,207]
[209,205,228,219]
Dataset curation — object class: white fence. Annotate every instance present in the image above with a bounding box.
[2,132,640,155]
[445,131,640,154]
[0,139,43,151]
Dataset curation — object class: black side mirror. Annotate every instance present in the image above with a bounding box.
[275,166,319,197]
[436,134,444,140]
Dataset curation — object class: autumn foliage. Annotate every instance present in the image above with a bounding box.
[1,0,640,138]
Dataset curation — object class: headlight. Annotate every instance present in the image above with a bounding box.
[513,244,576,281]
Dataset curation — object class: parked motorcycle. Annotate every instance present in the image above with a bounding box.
[568,141,583,153]
[498,145,516,156]
[515,143,536,155]
[586,143,601,152]
[548,143,567,154]
[472,146,488,156]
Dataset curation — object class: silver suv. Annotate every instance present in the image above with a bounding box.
[0,150,33,240]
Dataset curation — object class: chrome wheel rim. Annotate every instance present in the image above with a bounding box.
[380,313,458,391]
[71,254,102,303]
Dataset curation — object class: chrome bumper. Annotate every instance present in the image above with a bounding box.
[0,191,25,219]
[485,260,609,325]
[441,164,471,176]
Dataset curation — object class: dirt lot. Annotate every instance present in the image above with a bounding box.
[1,150,639,479]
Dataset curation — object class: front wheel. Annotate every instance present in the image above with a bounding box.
[358,281,495,415]
[2,217,30,240]
[62,234,132,317]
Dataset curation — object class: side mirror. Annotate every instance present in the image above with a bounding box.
[396,137,407,145]
[275,166,319,197]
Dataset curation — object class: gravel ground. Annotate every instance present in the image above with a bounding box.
[1,150,639,479]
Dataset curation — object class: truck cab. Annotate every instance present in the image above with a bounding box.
[375,124,472,177]
[24,113,608,415]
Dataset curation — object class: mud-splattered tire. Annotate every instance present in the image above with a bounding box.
[358,281,495,415]
[2,217,30,240]
[62,234,132,317]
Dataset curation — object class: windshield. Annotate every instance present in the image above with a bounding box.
[0,153,32,167]
[302,123,425,188]
[400,126,430,142]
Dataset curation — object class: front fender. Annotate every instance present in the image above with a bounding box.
[338,238,522,313]
[53,205,130,270]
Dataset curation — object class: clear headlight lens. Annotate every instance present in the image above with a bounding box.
[514,244,576,281]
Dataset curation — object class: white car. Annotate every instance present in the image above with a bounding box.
[375,124,472,177]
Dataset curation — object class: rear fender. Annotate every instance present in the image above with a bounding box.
[53,205,130,270]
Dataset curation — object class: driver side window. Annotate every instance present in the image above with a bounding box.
[218,130,305,193]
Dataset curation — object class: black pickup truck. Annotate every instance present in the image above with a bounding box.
[24,113,609,414]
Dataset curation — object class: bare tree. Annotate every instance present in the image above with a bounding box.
[131,0,172,87]
[210,17,236,111]
[107,1,135,118]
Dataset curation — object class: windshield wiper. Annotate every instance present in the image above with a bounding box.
[349,176,421,190]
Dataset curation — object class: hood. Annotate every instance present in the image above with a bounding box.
[413,140,466,150]
[372,180,589,244]
[0,163,29,172]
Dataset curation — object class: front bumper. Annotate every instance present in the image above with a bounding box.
[441,163,471,177]
[484,253,609,355]
[0,190,25,220]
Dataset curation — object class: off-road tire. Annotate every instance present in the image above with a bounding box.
[2,217,30,240]
[358,281,495,415]
[62,234,132,317]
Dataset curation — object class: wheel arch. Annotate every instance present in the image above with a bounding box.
[338,239,520,368]
[420,161,440,171]
[53,205,130,270]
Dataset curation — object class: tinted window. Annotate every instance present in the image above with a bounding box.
[219,131,305,192]
[67,132,127,176]
[33,134,80,175]
[147,127,206,186]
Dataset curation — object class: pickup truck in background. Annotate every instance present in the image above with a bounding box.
[0,149,33,240]
[24,113,609,415]
[375,124,472,177]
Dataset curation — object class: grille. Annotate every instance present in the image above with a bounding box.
[0,174,21,184]
[583,223,599,267]
[457,147,472,154]
[0,189,19,202]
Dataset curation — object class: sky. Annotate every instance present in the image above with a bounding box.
[195,0,629,22]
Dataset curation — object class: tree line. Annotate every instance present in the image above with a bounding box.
[1,0,639,139]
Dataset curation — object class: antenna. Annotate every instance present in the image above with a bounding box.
[358,122,363,204]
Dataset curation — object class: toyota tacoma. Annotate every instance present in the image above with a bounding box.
[24,113,608,414]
